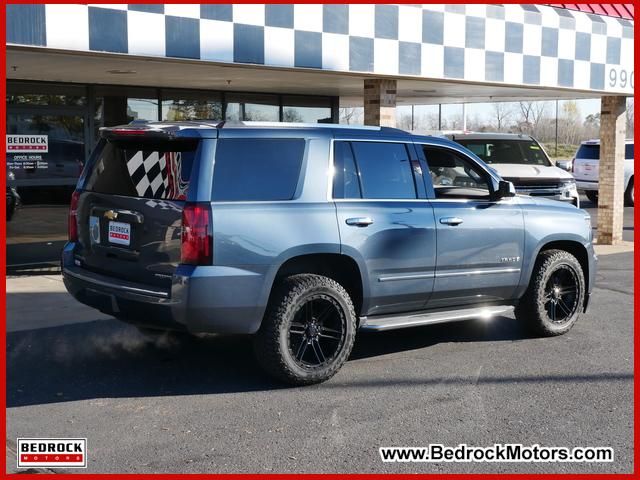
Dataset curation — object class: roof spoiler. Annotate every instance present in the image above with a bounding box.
[100,120,225,140]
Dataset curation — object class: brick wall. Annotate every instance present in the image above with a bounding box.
[596,96,627,245]
[363,79,397,128]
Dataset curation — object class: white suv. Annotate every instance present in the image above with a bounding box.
[572,139,634,206]
[449,133,580,207]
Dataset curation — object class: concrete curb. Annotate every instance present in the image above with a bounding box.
[594,241,635,256]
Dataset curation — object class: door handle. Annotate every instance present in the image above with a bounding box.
[439,217,463,226]
[346,217,374,227]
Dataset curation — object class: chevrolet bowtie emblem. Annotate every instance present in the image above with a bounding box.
[104,210,118,220]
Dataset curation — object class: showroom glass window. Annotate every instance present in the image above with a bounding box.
[225,93,279,122]
[161,91,222,121]
[6,82,88,191]
[93,86,159,142]
[7,82,86,107]
[282,95,333,123]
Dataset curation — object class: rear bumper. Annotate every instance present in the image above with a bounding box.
[62,244,268,334]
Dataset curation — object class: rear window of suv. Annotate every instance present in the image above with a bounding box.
[212,138,305,201]
[576,143,634,160]
[83,138,198,200]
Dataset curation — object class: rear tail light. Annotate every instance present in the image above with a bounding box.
[68,190,80,242]
[181,203,213,265]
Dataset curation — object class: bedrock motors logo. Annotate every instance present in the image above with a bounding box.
[17,439,87,468]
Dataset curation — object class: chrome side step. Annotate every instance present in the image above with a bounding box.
[359,305,514,332]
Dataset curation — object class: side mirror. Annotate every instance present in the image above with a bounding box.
[496,180,516,199]
[555,159,573,172]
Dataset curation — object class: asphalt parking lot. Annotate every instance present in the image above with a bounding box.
[5,197,635,473]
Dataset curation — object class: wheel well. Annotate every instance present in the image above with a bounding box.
[538,241,590,291]
[274,254,363,314]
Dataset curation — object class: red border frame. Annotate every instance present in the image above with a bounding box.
[1,1,637,477]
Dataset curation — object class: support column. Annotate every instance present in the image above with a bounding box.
[596,96,627,245]
[363,79,397,127]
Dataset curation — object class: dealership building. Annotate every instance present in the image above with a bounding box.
[5,3,635,248]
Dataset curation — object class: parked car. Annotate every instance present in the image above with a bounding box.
[63,122,596,385]
[447,133,580,207]
[6,171,21,221]
[572,139,634,206]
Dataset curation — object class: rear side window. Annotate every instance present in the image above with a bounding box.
[333,142,361,199]
[212,138,305,201]
[349,142,416,199]
[625,144,634,159]
[84,138,197,200]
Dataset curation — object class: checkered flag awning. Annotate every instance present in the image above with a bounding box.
[126,150,188,200]
[6,4,634,95]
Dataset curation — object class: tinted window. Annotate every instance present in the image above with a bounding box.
[423,146,491,199]
[84,138,197,200]
[576,143,633,160]
[333,142,361,199]
[576,144,600,159]
[213,138,305,201]
[350,142,416,199]
[455,139,551,166]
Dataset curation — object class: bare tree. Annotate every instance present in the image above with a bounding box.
[282,108,304,123]
[490,103,513,131]
[339,107,363,125]
[626,98,634,138]
[396,113,413,131]
[559,100,581,145]
[583,113,600,140]
[517,101,548,135]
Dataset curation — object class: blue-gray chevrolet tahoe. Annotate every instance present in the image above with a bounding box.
[62,121,596,385]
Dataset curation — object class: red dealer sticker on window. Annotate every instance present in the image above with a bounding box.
[17,438,87,468]
[6,134,49,153]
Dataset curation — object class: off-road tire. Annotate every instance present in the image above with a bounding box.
[585,190,598,204]
[624,177,634,206]
[515,249,585,337]
[254,274,357,385]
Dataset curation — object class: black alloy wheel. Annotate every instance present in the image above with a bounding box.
[543,265,579,324]
[288,296,346,369]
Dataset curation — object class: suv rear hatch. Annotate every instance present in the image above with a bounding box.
[573,143,600,182]
[73,128,203,290]
[573,142,634,182]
